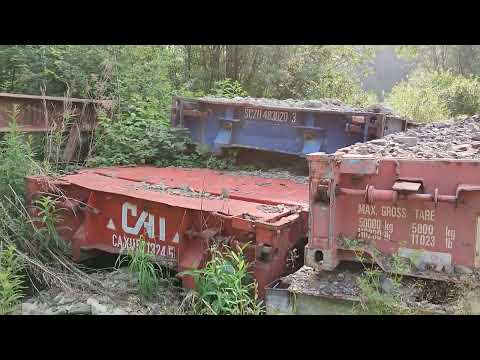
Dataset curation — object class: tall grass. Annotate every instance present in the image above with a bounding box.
[116,236,159,300]
[180,244,264,315]
[0,104,108,297]
[0,243,26,314]
[32,195,66,252]
[0,105,35,200]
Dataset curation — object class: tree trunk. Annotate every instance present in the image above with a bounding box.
[209,45,222,90]
[184,45,192,81]
[458,45,473,75]
[245,47,260,94]
[225,45,240,81]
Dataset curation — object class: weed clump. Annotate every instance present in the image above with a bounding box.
[0,105,35,200]
[349,246,415,315]
[0,244,26,314]
[32,196,66,253]
[116,237,159,300]
[181,244,265,315]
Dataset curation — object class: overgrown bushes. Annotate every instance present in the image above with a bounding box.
[88,98,185,167]
[386,70,480,122]
[212,79,248,98]
[0,244,25,314]
[0,106,35,200]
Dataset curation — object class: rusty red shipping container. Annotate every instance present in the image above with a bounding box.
[0,92,112,161]
[26,167,309,297]
[305,152,480,280]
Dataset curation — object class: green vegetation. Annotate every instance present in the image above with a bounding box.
[339,236,415,314]
[180,244,264,315]
[212,78,248,98]
[354,249,414,315]
[0,106,35,199]
[32,196,65,252]
[0,244,25,314]
[386,69,480,122]
[88,100,187,167]
[115,237,159,300]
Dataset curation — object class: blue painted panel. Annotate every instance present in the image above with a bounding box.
[318,116,364,153]
[176,101,393,157]
[184,117,202,143]
[232,120,301,153]
[303,136,324,154]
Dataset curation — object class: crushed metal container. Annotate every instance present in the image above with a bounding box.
[26,166,309,297]
[304,152,480,281]
[171,97,409,157]
[265,264,476,315]
[265,265,364,315]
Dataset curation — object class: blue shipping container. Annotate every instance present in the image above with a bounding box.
[171,97,409,156]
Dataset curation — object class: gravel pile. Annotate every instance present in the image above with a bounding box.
[281,265,361,299]
[279,265,469,314]
[17,268,186,315]
[257,204,292,214]
[201,96,397,114]
[225,169,308,184]
[337,114,480,160]
[139,183,220,200]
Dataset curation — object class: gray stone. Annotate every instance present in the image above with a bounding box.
[87,298,108,315]
[51,307,68,315]
[370,139,387,146]
[67,303,92,315]
[443,264,454,275]
[54,294,75,305]
[453,144,471,152]
[22,302,39,315]
[416,262,427,272]
[367,104,394,114]
[454,265,473,274]
[395,136,417,147]
[434,263,444,272]
[148,304,162,315]
[22,302,59,315]
[341,115,480,161]
[109,308,129,315]
[380,276,395,294]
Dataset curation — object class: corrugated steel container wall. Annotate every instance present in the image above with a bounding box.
[305,152,480,281]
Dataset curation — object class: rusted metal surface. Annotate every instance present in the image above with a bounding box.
[305,152,480,281]
[0,92,111,132]
[265,265,473,315]
[26,166,309,298]
[0,92,112,162]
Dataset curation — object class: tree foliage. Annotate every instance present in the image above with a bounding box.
[168,45,377,106]
[0,45,377,106]
[0,45,381,167]
[397,45,480,77]
[385,69,480,122]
